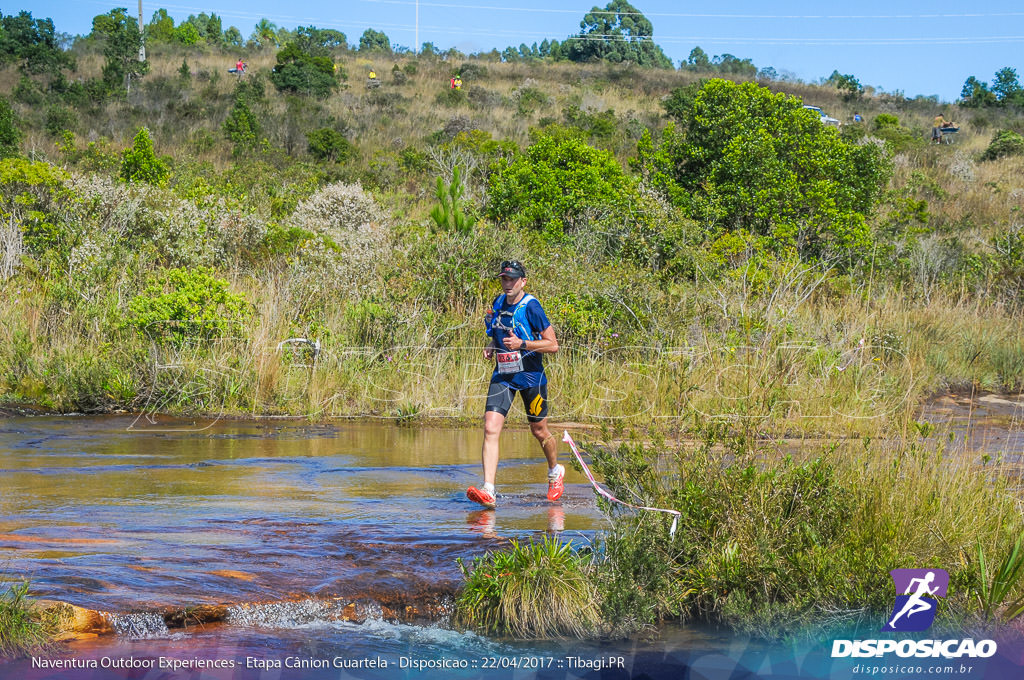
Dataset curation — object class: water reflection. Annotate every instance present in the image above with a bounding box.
[0,417,602,611]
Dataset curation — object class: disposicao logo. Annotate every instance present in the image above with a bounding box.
[883,568,948,632]
[831,567,997,660]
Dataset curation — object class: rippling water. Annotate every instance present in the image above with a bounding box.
[1,416,755,678]
[0,416,605,611]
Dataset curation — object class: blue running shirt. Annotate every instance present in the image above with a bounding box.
[489,295,551,389]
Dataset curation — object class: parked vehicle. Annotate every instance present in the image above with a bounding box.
[802,105,841,128]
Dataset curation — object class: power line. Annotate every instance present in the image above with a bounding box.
[80,0,1024,48]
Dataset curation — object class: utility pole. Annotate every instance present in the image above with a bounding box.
[137,0,146,61]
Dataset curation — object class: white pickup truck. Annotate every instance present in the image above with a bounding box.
[802,105,841,128]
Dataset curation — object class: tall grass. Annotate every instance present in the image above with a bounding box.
[0,580,54,658]
[455,536,600,638]
[3,43,1024,425]
[584,426,1024,639]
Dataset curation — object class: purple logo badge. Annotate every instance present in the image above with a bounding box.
[883,569,949,632]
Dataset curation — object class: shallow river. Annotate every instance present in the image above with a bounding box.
[0,416,758,679]
[3,412,1022,679]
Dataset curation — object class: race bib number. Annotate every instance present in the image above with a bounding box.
[495,350,524,374]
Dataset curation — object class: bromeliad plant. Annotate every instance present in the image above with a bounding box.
[974,533,1024,623]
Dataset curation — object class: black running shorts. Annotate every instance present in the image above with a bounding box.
[485,382,549,422]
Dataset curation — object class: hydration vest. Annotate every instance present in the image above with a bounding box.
[487,293,537,344]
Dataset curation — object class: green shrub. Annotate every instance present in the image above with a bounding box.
[306,128,354,163]
[633,79,891,263]
[584,428,1022,638]
[43,105,76,136]
[515,87,548,116]
[456,536,600,638]
[0,96,21,158]
[980,129,1024,161]
[120,127,167,185]
[125,267,252,342]
[270,42,338,98]
[429,166,475,233]
[435,88,467,108]
[0,158,70,256]
[487,131,633,236]
[874,113,900,130]
[223,94,261,155]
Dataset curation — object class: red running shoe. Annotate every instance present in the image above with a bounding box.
[547,464,565,501]
[466,486,497,509]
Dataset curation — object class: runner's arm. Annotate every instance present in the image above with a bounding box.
[504,325,558,354]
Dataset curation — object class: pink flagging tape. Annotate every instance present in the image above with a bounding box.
[562,431,680,538]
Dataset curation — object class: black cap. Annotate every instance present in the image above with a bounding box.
[496,260,526,278]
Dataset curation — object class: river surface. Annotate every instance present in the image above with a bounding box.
[3,410,1023,680]
[0,416,751,679]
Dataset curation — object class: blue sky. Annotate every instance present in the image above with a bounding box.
[19,0,1024,102]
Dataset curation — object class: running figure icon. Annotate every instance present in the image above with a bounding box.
[883,568,949,632]
[888,571,939,629]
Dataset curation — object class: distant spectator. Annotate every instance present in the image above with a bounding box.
[932,113,948,144]
[853,112,863,123]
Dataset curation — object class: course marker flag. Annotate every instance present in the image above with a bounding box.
[562,431,680,538]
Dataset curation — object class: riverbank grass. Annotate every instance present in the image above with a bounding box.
[456,536,600,638]
[0,580,54,658]
[456,430,1024,640]
[589,429,1024,639]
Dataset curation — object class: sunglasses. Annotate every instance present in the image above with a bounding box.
[500,260,524,271]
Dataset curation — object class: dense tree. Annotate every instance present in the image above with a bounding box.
[712,54,756,77]
[960,76,996,108]
[146,9,175,43]
[487,130,633,235]
[992,67,1022,104]
[684,46,710,71]
[250,18,279,47]
[960,68,1024,108]
[223,26,243,47]
[269,42,337,98]
[223,81,264,155]
[174,22,200,46]
[826,70,864,101]
[563,0,672,68]
[633,79,891,262]
[358,28,391,52]
[294,26,347,52]
[181,13,222,44]
[91,8,149,96]
[0,10,73,76]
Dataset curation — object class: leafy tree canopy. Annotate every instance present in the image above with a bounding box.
[635,79,891,262]
[0,10,73,76]
[960,67,1024,108]
[358,28,391,52]
[270,42,338,98]
[295,26,347,51]
[91,8,149,95]
[146,9,175,43]
[120,127,167,185]
[564,0,671,68]
[0,96,22,158]
[486,129,634,236]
